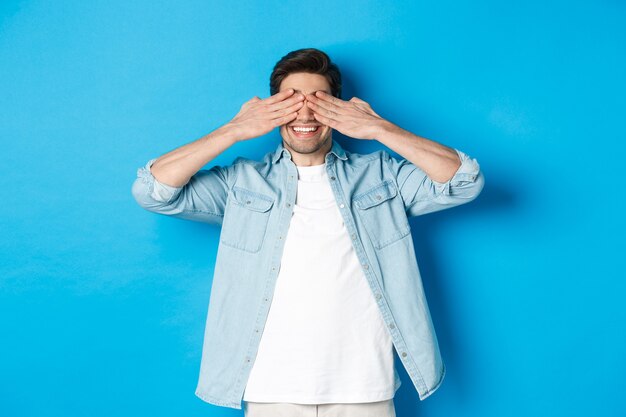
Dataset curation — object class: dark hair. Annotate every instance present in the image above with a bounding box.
[269,48,342,99]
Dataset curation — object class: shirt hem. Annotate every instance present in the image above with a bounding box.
[242,390,396,404]
[195,389,242,410]
[417,361,446,401]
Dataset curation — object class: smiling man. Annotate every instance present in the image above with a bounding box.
[131,48,485,416]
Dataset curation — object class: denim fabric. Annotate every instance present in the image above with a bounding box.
[131,139,484,410]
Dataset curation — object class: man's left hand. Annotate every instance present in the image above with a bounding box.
[305,91,388,140]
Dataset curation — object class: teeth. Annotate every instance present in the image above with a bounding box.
[292,126,318,132]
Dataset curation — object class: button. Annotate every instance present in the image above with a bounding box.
[279,236,282,240]
[272,267,276,271]
[351,233,356,240]
[290,175,294,179]
[363,264,369,269]
[375,293,382,300]
[388,323,395,329]
[401,352,407,358]
[330,176,336,180]
[255,329,259,333]
[339,203,345,208]
[264,298,268,301]
[246,200,251,204]
[286,202,291,207]
[375,195,381,200]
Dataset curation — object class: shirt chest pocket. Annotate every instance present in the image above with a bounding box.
[353,180,411,249]
[220,186,274,253]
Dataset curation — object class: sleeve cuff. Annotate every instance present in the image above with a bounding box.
[136,158,183,203]
[452,148,480,181]
[430,149,481,194]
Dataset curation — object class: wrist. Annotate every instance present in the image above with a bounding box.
[373,119,400,142]
[216,123,243,145]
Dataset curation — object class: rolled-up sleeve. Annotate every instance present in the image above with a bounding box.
[385,148,485,218]
[131,158,233,226]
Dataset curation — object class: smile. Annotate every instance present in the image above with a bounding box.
[290,125,320,138]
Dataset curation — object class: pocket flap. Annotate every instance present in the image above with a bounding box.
[231,186,274,212]
[354,180,398,210]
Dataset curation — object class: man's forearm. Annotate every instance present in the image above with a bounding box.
[149,124,239,188]
[375,120,461,183]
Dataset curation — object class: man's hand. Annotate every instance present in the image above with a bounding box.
[226,89,305,142]
[305,91,387,140]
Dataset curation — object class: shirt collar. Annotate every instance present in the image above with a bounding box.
[271,139,348,164]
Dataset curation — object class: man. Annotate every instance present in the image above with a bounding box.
[132,48,484,416]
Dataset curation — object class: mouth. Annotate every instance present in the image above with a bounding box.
[289,125,321,138]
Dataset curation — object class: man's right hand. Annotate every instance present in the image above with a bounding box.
[225,89,305,142]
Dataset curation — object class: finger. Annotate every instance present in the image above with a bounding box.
[314,91,345,107]
[307,93,347,115]
[270,101,305,119]
[274,111,299,126]
[264,88,295,105]
[306,100,342,119]
[311,111,338,128]
[269,93,305,113]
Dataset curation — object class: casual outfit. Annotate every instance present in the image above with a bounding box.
[242,162,398,404]
[132,139,484,410]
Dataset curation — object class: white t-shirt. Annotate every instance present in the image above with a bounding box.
[242,162,400,404]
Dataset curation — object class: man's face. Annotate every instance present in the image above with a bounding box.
[278,72,333,159]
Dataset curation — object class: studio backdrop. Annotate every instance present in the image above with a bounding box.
[1,1,624,416]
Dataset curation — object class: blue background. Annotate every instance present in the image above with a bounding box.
[1,1,624,416]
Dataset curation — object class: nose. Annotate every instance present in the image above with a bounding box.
[296,96,315,121]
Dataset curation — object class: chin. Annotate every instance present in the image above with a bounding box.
[281,129,330,155]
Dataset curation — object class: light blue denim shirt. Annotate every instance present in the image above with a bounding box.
[131,139,484,410]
